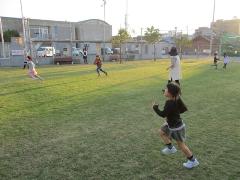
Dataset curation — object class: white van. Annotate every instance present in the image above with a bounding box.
[37,47,55,57]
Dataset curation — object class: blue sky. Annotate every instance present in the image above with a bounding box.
[1,0,240,35]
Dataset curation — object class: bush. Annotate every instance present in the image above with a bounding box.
[0,29,20,42]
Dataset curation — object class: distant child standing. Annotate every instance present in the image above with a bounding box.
[83,48,88,64]
[152,82,199,169]
[223,53,230,69]
[94,55,108,77]
[27,56,43,80]
[167,47,182,86]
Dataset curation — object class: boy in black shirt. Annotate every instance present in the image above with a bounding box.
[213,52,219,69]
[152,82,199,169]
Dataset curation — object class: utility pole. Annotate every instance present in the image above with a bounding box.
[20,0,27,58]
[175,27,177,39]
[0,17,5,58]
[125,0,128,31]
[70,22,73,56]
[140,27,143,59]
[180,30,182,59]
[103,0,106,61]
[210,0,216,55]
[26,18,32,57]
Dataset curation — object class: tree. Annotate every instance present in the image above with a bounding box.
[111,28,131,63]
[175,34,192,58]
[144,26,161,61]
[0,29,20,42]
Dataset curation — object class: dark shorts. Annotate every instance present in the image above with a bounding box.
[161,123,186,142]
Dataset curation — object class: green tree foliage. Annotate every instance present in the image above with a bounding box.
[112,29,131,63]
[0,29,20,42]
[144,26,161,61]
[175,35,192,58]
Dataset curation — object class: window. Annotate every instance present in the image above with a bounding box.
[30,26,49,39]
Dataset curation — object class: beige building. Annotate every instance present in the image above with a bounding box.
[211,19,240,35]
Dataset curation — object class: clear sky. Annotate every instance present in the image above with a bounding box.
[1,0,240,35]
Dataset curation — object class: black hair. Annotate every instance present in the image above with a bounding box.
[169,47,178,56]
[166,82,188,113]
[166,82,181,98]
[27,56,32,60]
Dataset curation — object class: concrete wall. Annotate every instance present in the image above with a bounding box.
[0,17,23,34]
[76,19,112,42]
[121,42,173,60]
[0,56,53,67]
[0,43,11,57]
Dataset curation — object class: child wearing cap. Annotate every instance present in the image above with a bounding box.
[152,82,199,169]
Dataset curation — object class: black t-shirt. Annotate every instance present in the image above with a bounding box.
[83,51,87,57]
[153,99,187,128]
[214,56,219,63]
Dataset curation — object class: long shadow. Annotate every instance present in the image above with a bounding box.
[1,73,163,119]
[44,64,139,79]
[0,80,80,96]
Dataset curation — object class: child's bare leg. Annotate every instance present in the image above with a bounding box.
[35,75,43,80]
[159,129,171,144]
[176,141,192,157]
[177,141,199,168]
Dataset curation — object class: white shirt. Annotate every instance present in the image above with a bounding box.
[28,61,35,71]
[169,55,182,81]
[223,56,230,64]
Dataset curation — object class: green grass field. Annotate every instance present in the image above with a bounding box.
[0,59,240,179]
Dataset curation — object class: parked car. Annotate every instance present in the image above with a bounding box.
[72,47,83,56]
[37,47,55,57]
[109,48,120,61]
[101,47,113,55]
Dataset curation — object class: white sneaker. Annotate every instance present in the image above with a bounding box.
[183,159,199,169]
[161,146,177,155]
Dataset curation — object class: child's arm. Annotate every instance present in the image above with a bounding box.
[152,101,171,118]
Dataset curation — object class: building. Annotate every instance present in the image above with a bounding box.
[192,35,219,55]
[194,27,213,37]
[120,38,173,60]
[211,19,240,35]
[0,16,112,65]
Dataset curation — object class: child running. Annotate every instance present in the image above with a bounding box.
[94,55,108,77]
[152,82,199,169]
[213,52,220,69]
[27,56,43,80]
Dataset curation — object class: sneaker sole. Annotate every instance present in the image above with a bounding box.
[183,162,199,169]
[161,150,177,155]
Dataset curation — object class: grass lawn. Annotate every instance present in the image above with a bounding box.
[0,59,240,179]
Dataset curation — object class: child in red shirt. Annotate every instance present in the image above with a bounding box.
[94,55,108,76]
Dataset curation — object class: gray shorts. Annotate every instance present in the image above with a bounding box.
[161,123,186,142]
